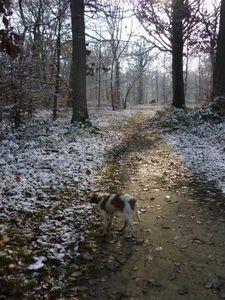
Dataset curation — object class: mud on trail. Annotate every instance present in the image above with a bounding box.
[81,109,225,300]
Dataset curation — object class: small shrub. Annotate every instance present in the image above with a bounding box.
[158,107,219,129]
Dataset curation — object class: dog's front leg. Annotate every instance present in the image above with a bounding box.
[107,214,113,232]
[102,212,109,235]
[119,220,128,232]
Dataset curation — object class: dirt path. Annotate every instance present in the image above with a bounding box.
[81,108,225,300]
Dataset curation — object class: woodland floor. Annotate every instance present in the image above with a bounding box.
[81,107,225,300]
[1,106,225,299]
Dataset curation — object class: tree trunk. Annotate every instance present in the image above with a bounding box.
[97,43,102,107]
[53,6,62,121]
[70,0,88,123]
[171,0,185,108]
[162,54,167,103]
[110,62,115,110]
[198,55,201,103]
[105,73,110,104]
[209,40,216,99]
[184,44,189,97]
[137,76,144,104]
[136,54,144,104]
[67,63,73,106]
[114,58,121,109]
[155,70,159,103]
[213,0,225,98]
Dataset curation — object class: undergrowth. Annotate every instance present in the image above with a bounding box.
[156,106,220,129]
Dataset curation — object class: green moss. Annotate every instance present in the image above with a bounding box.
[6,227,21,236]
[0,253,13,267]
[50,284,66,296]
[62,264,78,276]
[22,250,33,264]
[104,161,118,173]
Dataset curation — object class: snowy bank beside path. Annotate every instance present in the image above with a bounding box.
[0,108,136,218]
[162,121,225,193]
[0,107,139,262]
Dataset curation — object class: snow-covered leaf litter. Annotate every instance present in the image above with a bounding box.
[0,124,104,214]
[0,107,136,266]
[162,121,225,193]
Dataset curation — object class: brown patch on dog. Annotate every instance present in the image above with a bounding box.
[129,198,136,210]
[100,195,110,211]
[111,195,125,211]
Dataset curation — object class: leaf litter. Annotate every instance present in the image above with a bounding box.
[2,105,225,298]
[0,106,137,298]
[79,107,225,300]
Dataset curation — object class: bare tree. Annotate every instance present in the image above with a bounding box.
[189,1,220,97]
[135,0,202,108]
[49,0,69,120]
[89,0,133,110]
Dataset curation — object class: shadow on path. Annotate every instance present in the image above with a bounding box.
[81,110,225,300]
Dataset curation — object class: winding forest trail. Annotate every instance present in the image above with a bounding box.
[83,107,225,300]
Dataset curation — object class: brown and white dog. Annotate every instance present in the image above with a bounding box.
[88,192,140,234]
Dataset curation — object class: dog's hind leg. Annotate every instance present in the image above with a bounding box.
[123,208,135,233]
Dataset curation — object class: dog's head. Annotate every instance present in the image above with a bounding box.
[88,191,101,204]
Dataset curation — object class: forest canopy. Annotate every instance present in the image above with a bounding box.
[0,0,224,126]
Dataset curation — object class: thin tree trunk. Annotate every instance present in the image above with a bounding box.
[114,58,120,109]
[110,62,115,110]
[53,6,61,121]
[137,76,144,104]
[156,70,159,103]
[162,54,167,103]
[105,73,110,105]
[67,63,73,106]
[97,43,102,107]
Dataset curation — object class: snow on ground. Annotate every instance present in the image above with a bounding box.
[3,104,225,263]
[162,121,225,193]
[0,107,136,261]
[0,107,135,215]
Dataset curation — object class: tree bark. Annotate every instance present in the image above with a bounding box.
[70,0,88,123]
[155,70,159,103]
[137,76,144,104]
[114,58,121,109]
[110,63,115,110]
[53,4,62,121]
[136,52,144,104]
[171,0,185,108]
[97,43,102,107]
[213,0,225,98]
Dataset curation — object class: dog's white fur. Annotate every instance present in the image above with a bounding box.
[88,192,140,234]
